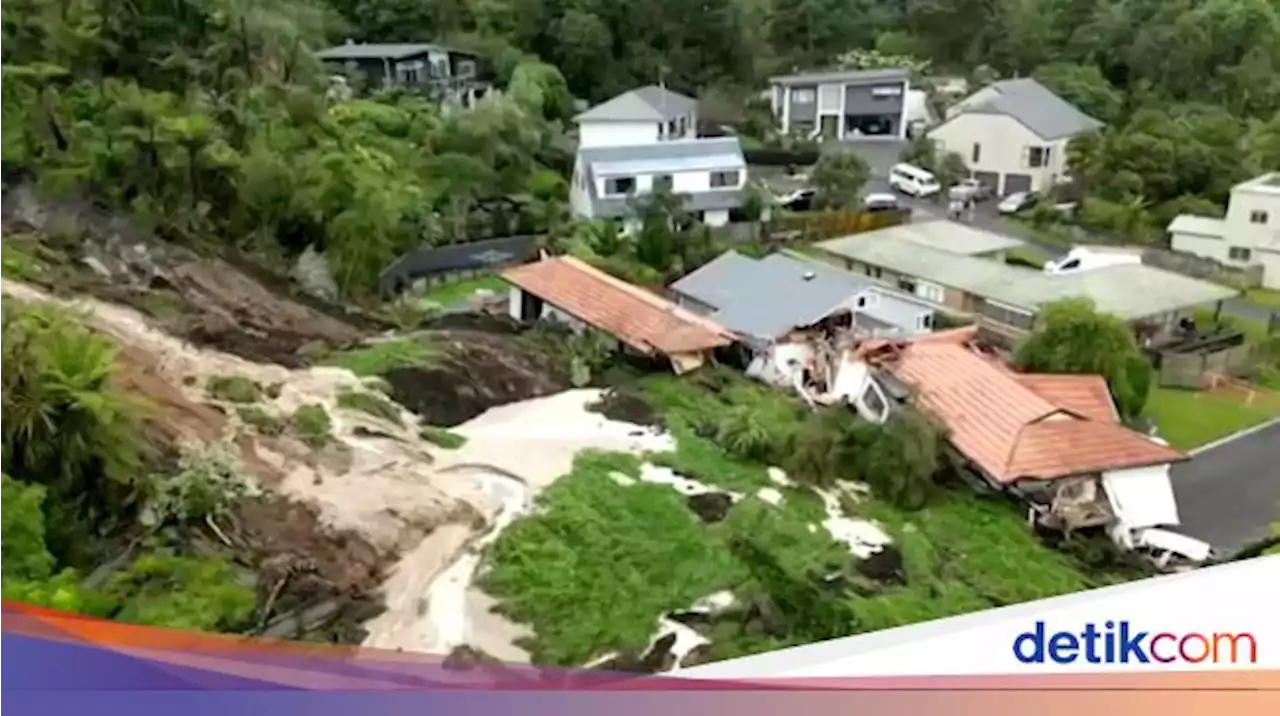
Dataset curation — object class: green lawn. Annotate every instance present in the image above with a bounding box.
[420,275,508,306]
[318,338,437,375]
[479,370,1128,666]
[1145,386,1279,450]
[1245,288,1280,309]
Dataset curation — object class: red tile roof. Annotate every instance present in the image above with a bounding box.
[887,343,1184,483]
[1015,374,1119,423]
[501,256,734,354]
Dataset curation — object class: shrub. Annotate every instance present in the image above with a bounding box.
[336,389,403,426]
[743,147,821,166]
[237,406,284,435]
[856,407,945,510]
[420,425,467,449]
[205,375,263,403]
[141,443,258,531]
[716,405,780,462]
[290,404,332,446]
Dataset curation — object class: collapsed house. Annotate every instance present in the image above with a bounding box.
[667,251,937,412]
[501,255,735,374]
[858,329,1212,567]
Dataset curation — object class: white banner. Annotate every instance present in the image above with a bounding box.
[681,557,1280,678]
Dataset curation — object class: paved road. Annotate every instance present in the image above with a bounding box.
[1169,421,1280,555]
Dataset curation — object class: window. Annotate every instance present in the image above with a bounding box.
[710,170,740,188]
[1250,210,1270,225]
[868,265,883,279]
[979,299,1035,330]
[971,142,981,163]
[897,277,917,294]
[917,282,944,303]
[657,122,665,139]
[456,60,476,78]
[433,60,448,78]
[678,116,687,136]
[652,174,674,193]
[667,120,677,138]
[792,87,816,104]
[400,68,419,84]
[917,313,935,331]
[605,177,635,196]
[1027,146,1051,168]
[1228,246,1253,261]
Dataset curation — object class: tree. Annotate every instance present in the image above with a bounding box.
[810,149,870,210]
[1014,298,1153,421]
[856,406,944,510]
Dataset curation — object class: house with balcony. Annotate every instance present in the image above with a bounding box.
[316,41,489,107]
[769,68,911,141]
[569,85,747,229]
[1168,173,1280,290]
[927,78,1102,196]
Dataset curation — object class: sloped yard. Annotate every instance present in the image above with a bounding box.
[477,371,1138,667]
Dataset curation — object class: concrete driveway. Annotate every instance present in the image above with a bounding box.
[1169,421,1280,555]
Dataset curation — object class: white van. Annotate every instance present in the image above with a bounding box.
[888,163,941,197]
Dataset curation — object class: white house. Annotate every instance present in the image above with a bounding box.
[927,78,1102,196]
[570,85,747,228]
[1168,173,1280,290]
[769,68,910,141]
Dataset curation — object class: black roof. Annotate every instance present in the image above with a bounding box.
[379,235,540,296]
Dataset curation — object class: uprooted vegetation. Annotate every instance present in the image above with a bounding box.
[478,371,1145,667]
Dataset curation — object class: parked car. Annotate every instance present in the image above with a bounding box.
[888,163,941,198]
[950,178,991,203]
[997,190,1039,214]
[864,193,900,212]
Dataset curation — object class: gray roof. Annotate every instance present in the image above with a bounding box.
[815,234,1239,320]
[770,67,909,87]
[860,220,1024,256]
[668,251,931,339]
[951,78,1103,141]
[1167,215,1227,239]
[579,138,746,218]
[575,86,697,122]
[316,43,452,61]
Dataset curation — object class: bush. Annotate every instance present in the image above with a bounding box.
[236,405,284,435]
[290,404,332,446]
[141,443,258,530]
[420,425,467,449]
[856,407,945,510]
[742,147,821,167]
[336,388,403,426]
[205,375,263,403]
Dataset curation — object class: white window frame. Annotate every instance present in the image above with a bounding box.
[916,281,944,304]
[710,169,741,189]
[1027,146,1051,169]
[916,313,935,331]
[792,87,816,104]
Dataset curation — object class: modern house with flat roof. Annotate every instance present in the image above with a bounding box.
[1168,172,1280,289]
[315,41,488,106]
[813,232,1238,345]
[769,68,911,141]
[569,86,747,229]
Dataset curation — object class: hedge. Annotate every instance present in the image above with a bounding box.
[743,147,821,166]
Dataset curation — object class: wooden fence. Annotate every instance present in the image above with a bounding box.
[762,208,910,244]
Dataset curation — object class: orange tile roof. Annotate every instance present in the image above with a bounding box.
[501,256,734,354]
[1015,374,1119,423]
[888,343,1185,483]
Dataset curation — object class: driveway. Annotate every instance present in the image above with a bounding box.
[1169,420,1280,555]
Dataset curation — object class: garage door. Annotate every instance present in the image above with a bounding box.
[1003,173,1032,196]
[972,171,999,194]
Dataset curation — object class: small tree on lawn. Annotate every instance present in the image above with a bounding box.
[1014,298,1153,421]
[811,149,870,210]
[857,406,944,510]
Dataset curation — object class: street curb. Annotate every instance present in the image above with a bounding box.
[1189,418,1280,456]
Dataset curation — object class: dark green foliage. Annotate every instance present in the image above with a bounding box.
[336,388,403,426]
[419,426,467,449]
[206,375,263,404]
[290,404,333,446]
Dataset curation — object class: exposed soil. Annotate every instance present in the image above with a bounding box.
[687,492,735,523]
[384,330,569,427]
[855,545,906,585]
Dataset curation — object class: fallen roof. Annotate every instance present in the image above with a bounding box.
[815,233,1238,319]
[316,43,451,61]
[1167,214,1227,239]
[770,67,909,86]
[949,78,1103,141]
[379,235,540,293]
[501,256,734,354]
[669,251,932,339]
[574,85,698,123]
[885,342,1185,483]
[863,220,1024,256]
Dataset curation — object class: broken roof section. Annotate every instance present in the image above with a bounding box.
[669,251,936,340]
[875,340,1185,483]
[501,255,734,355]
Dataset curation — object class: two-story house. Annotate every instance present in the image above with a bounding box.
[927,78,1102,196]
[769,68,911,141]
[1169,173,1280,289]
[569,85,747,229]
[315,41,489,107]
